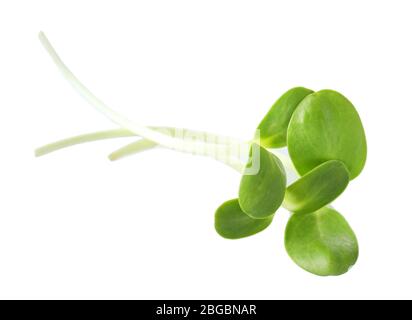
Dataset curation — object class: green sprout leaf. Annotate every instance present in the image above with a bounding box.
[258,87,313,148]
[287,89,367,180]
[215,199,273,239]
[283,160,350,214]
[239,144,286,219]
[285,207,358,276]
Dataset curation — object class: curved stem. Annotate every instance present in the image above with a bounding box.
[38,32,245,171]
[107,138,246,172]
[108,140,157,161]
[35,126,242,156]
[270,151,299,184]
[36,127,246,172]
[35,129,132,156]
[35,126,297,177]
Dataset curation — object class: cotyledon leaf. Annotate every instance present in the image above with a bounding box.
[285,207,358,276]
[239,144,286,219]
[283,160,350,214]
[215,199,273,239]
[287,89,367,180]
[257,87,313,148]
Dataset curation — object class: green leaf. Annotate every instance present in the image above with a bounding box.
[239,144,286,219]
[287,89,367,180]
[215,199,273,239]
[283,160,350,214]
[258,87,313,148]
[285,207,358,276]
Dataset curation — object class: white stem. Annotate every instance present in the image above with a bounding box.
[38,32,245,171]
[272,151,299,184]
[108,140,158,161]
[35,128,132,156]
[35,126,297,177]
[35,127,241,157]
[108,139,246,172]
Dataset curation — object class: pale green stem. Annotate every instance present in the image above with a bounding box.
[38,32,301,178]
[35,129,132,156]
[36,126,296,178]
[108,140,157,161]
[38,32,245,172]
[35,127,241,157]
[272,151,299,184]
[108,139,246,172]
[35,126,245,172]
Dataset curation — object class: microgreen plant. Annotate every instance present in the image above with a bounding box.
[36,32,367,276]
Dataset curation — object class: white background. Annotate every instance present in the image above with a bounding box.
[0,0,411,299]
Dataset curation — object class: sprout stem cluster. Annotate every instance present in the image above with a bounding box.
[36,32,367,277]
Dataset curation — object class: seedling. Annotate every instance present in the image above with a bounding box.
[36,32,367,276]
